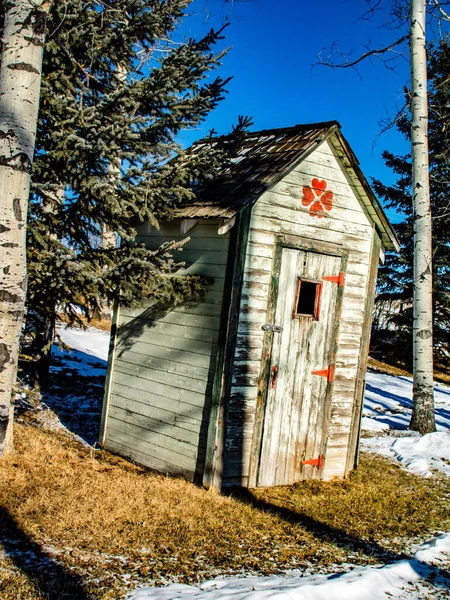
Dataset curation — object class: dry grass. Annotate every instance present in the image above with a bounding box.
[58,314,112,333]
[368,356,450,385]
[1,424,450,599]
[250,453,450,549]
[0,555,45,600]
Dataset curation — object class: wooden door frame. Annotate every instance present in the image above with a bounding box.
[248,234,348,488]
[202,207,252,491]
[345,230,382,475]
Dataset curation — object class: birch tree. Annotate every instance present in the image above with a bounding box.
[0,0,51,456]
[408,0,435,433]
[318,0,447,433]
[372,40,450,375]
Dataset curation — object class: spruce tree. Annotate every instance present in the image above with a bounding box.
[372,39,450,373]
[22,0,249,387]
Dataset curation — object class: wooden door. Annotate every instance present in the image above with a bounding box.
[257,247,342,487]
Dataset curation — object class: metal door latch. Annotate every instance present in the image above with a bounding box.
[271,365,278,389]
[262,323,283,333]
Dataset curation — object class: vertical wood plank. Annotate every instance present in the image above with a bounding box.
[345,230,381,475]
[258,249,298,486]
[247,243,282,488]
[256,247,342,487]
[203,207,251,491]
[313,252,348,480]
[99,302,120,446]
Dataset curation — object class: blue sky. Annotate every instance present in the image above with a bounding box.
[177,0,417,220]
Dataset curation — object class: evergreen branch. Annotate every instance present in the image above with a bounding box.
[54,40,102,85]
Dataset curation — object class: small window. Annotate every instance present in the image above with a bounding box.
[294,279,322,320]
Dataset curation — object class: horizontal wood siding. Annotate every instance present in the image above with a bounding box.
[103,221,229,480]
[224,139,377,486]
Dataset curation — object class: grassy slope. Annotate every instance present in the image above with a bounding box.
[1,424,449,599]
[367,357,450,386]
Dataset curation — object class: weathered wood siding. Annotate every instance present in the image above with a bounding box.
[102,221,230,481]
[257,248,342,487]
[224,138,378,486]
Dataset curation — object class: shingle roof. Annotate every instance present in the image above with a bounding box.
[174,121,399,251]
[175,121,337,220]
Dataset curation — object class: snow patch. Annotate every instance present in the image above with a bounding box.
[362,371,450,432]
[361,369,450,477]
[56,324,110,362]
[127,534,450,600]
[361,431,450,477]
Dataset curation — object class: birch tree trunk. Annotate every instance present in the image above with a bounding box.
[97,160,119,320]
[0,0,50,456]
[409,0,436,434]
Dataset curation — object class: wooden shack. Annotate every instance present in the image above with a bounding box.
[99,121,399,489]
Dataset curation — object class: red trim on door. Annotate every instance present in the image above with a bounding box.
[271,365,278,389]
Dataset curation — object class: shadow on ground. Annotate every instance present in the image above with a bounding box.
[0,508,92,600]
[226,488,450,589]
[17,346,107,446]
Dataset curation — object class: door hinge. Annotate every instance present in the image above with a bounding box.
[262,323,283,333]
[311,364,334,382]
[302,454,324,469]
[323,271,345,287]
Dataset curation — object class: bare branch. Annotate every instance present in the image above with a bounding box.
[317,34,409,72]
[372,99,409,150]
[432,0,450,22]
[358,0,384,22]
[358,0,409,27]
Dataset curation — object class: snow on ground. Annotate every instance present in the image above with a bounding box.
[362,370,450,432]
[19,324,112,445]
[49,326,450,599]
[52,324,110,376]
[361,370,450,477]
[361,430,450,478]
[128,532,450,600]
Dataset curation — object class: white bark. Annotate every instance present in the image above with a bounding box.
[101,162,119,250]
[0,0,50,455]
[409,0,436,433]
[101,222,117,250]
[97,161,119,320]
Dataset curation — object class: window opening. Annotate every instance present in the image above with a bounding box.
[295,279,322,320]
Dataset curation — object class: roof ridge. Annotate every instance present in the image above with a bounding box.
[189,121,340,147]
[241,120,340,137]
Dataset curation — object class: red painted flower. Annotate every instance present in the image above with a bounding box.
[301,178,333,218]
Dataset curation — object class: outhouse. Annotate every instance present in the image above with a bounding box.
[99,121,399,489]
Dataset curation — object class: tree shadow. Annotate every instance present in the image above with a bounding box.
[365,382,450,427]
[0,508,92,599]
[114,292,215,357]
[224,488,450,588]
[365,383,413,407]
[115,302,176,358]
[103,293,220,482]
[36,347,107,446]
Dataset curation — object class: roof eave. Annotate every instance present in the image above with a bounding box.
[331,129,400,252]
[174,125,335,220]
